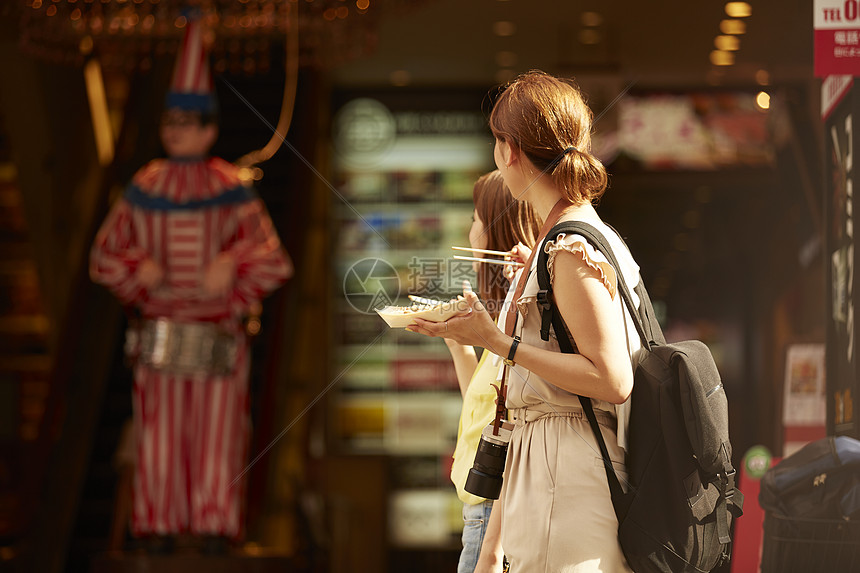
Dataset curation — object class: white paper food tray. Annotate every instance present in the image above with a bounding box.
[375,300,465,328]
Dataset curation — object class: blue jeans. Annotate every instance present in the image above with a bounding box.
[458,499,494,573]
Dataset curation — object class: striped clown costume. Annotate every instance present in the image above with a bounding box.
[89,16,292,539]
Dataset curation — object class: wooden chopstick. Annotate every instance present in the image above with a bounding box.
[451,246,513,257]
[453,255,524,267]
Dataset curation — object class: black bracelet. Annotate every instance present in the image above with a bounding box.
[503,336,521,366]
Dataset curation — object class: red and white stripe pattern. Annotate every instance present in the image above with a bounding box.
[91,158,292,323]
[170,18,213,96]
[90,158,291,537]
[132,350,249,536]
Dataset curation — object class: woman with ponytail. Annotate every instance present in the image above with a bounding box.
[408,71,644,572]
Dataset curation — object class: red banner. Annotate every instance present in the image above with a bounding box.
[816,29,860,76]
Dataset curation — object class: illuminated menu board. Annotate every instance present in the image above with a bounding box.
[329,92,494,549]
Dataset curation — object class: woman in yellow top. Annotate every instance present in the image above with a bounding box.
[443,170,538,573]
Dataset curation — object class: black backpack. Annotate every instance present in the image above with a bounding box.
[535,221,744,573]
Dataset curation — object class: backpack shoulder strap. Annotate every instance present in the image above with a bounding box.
[535,221,665,347]
[533,220,654,520]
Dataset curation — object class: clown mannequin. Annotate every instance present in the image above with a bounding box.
[90,18,292,554]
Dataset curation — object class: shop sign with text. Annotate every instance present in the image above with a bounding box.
[816,0,860,76]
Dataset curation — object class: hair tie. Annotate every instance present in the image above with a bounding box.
[547,146,579,171]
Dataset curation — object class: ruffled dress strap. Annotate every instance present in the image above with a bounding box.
[544,232,620,299]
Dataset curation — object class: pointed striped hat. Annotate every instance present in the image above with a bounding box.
[165,13,217,114]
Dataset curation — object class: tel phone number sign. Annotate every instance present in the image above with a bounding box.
[816,0,860,76]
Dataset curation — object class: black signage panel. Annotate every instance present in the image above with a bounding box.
[824,84,859,438]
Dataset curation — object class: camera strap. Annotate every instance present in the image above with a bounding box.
[494,198,571,436]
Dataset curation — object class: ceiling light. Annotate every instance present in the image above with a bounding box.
[493,21,516,37]
[495,68,516,83]
[79,35,93,55]
[390,70,410,86]
[714,35,740,51]
[578,28,601,45]
[496,50,517,67]
[682,210,701,229]
[710,50,735,66]
[756,91,771,110]
[581,11,603,27]
[720,19,746,34]
[725,2,752,18]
